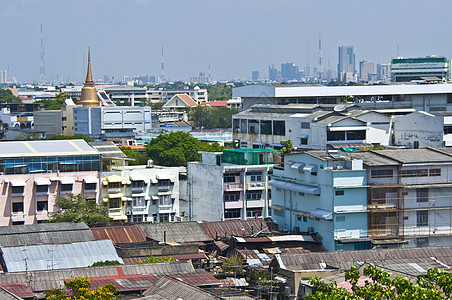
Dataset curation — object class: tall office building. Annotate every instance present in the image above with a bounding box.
[359,61,375,81]
[391,56,451,82]
[0,70,6,83]
[377,63,391,82]
[338,46,356,82]
[281,62,298,80]
[268,64,278,81]
[251,71,259,81]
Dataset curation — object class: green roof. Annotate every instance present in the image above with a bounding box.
[392,57,447,64]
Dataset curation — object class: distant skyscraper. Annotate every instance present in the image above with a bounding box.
[252,71,259,81]
[359,61,375,82]
[281,62,298,80]
[269,64,278,81]
[0,70,6,83]
[338,46,355,82]
[377,63,391,82]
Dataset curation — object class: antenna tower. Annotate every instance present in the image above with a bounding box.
[40,24,46,82]
[161,44,165,82]
[318,34,322,81]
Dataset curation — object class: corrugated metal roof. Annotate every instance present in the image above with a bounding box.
[91,225,147,244]
[0,140,98,158]
[0,223,94,247]
[0,261,195,292]
[0,283,35,299]
[348,151,399,166]
[374,149,452,164]
[0,286,23,300]
[1,240,123,272]
[142,276,216,300]
[88,141,127,159]
[122,253,207,265]
[201,219,276,239]
[139,222,212,243]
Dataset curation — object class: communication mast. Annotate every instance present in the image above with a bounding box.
[318,34,322,81]
[40,24,46,82]
[161,44,165,82]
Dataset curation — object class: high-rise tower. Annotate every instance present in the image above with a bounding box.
[80,48,99,107]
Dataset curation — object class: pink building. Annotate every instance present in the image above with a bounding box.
[0,140,100,226]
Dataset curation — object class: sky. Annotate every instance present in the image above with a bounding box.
[1,0,452,83]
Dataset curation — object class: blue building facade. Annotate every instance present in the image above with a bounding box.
[270,151,369,251]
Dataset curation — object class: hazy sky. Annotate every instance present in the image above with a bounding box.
[1,0,451,82]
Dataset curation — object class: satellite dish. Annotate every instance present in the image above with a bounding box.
[334,104,347,112]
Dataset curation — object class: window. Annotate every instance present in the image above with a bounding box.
[273,121,285,135]
[336,216,345,222]
[335,190,345,196]
[268,189,271,199]
[246,191,262,200]
[416,188,428,202]
[246,208,262,218]
[299,192,305,196]
[444,126,452,134]
[327,131,345,141]
[260,120,272,134]
[371,169,393,178]
[274,208,284,217]
[159,213,169,222]
[60,184,73,192]
[417,210,428,227]
[109,199,120,208]
[85,183,96,191]
[346,130,366,140]
[303,216,307,222]
[159,195,171,206]
[224,192,241,202]
[36,185,48,193]
[131,180,145,188]
[133,215,143,222]
[429,169,441,176]
[416,237,429,247]
[401,169,429,177]
[300,122,310,129]
[247,171,262,182]
[300,138,308,145]
[37,200,48,211]
[11,186,24,194]
[133,196,145,207]
[12,202,24,213]
[224,172,240,183]
[108,182,121,189]
[158,179,171,186]
[224,209,241,219]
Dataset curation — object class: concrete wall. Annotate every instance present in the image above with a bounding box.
[33,110,62,137]
[392,112,444,148]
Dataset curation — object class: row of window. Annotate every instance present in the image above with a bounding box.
[371,168,441,178]
[233,120,286,136]
[224,208,263,219]
[11,182,96,194]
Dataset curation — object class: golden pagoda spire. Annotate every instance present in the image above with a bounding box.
[80,47,99,107]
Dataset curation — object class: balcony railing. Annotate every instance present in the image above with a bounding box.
[158,205,173,212]
[224,182,243,191]
[246,182,266,190]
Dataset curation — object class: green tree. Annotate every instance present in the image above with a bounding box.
[306,264,452,300]
[137,256,176,264]
[0,89,21,103]
[222,254,245,275]
[280,139,293,154]
[48,194,112,226]
[189,105,237,128]
[146,131,222,166]
[45,277,119,300]
[36,93,70,110]
[120,147,148,165]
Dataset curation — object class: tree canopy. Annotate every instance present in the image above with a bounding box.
[48,194,111,226]
[146,131,222,166]
[307,264,452,300]
[0,89,21,104]
[35,93,71,110]
[45,277,119,300]
[189,105,238,128]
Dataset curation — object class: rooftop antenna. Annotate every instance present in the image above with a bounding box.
[40,24,46,83]
[161,44,165,82]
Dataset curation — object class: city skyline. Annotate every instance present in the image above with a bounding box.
[1,0,452,82]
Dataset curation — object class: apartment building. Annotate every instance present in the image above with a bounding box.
[270,151,368,251]
[187,149,274,222]
[0,140,101,226]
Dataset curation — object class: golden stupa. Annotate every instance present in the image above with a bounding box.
[80,48,99,107]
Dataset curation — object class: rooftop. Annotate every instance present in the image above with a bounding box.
[139,222,213,243]
[0,139,98,158]
[373,148,452,164]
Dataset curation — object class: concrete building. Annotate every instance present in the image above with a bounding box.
[0,140,100,226]
[391,56,451,82]
[0,70,6,83]
[251,71,259,81]
[281,62,298,81]
[187,149,275,222]
[73,106,152,140]
[269,64,278,81]
[359,61,375,82]
[270,151,368,251]
[233,83,452,111]
[377,63,391,82]
[151,87,208,104]
[103,86,147,106]
[33,99,79,137]
[338,46,356,82]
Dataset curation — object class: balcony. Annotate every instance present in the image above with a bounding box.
[36,210,49,221]
[158,205,174,213]
[132,206,147,214]
[157,185,170,191]
[246,182,266,190]
[107,187,122,194]
[246,200,265,208]
[131,186,145,193]
[108,208,127,221]
[224,201,244,209]
[224,182,243,191]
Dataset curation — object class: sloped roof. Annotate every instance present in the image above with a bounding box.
[275,246,452,276]
[0,283,35,299]
[88,141,127,159]
[163,94,198,108]
[201,219,276,239]
[1,240,122,272]
[373,148,452,164]
[91,225,147,244]
[0,223,94,247]
[201,100,228,107]
[0,286,23,300]
[139,222,212,243]
[142,276,216,300]
[0,261,195,292]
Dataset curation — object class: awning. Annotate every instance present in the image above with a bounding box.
[108,193,123,199]
[269,179,320,195]
[102,198,109,202]
[293,210,310,217]
[121,196,129,201]
[10,179,26,186]
[270,143,283,148]
[59,177,75,185]
[106,175,123,183]
[310,208,333,220]
[330,143,372,149]
[291,162,305,171]
[83,176,98,184]
[297,134,309,139]
[151,195,159,200]
[328,126,368,131]
[156,174,175,182]
[130,174,146,182]
[270,204,284,211]
[303,164,318,173]
[34,178,51,185]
